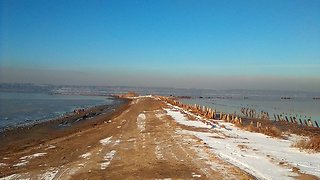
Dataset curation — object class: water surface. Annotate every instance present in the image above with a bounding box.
[0,92,113,128]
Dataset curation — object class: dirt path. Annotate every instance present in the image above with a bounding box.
[0,97,253,179]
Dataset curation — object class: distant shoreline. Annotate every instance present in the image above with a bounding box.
[0,92,118,130]
[0,95,319,179]
[0,96,130,154]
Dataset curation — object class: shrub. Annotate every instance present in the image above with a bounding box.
[264,126,282,138]
[294,135,320,152]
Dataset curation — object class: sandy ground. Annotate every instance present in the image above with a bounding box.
[0,96,253,179]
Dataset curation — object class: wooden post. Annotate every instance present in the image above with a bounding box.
[285,116,289,122]
[276,114,280,121]
[315,121,319,128]
[293,117,297,124]
[290,116,294,123]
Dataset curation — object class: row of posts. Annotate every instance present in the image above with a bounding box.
[162,96,319,129]
[240,107,319,128]
[273,113,319,128]
[161,97,243,125]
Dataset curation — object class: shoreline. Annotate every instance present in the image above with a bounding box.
[0,96,131,155]
[0,95,255,179]
[0,94,319,179]
[0,93,116,131]
[170,97,320,136]
[178,96,320,126]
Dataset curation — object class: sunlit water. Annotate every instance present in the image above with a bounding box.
[1,88,319,128]
[130,87,320,124]
[0,92,114,129]
[128,87,320,123]
[180,95,320,125]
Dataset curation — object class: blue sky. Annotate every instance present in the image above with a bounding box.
[1,0,320,91]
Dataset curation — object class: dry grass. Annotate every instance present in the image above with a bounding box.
[235,122,244,128]
[244,124,258,132]
[294,135,320,152]
[241,124,283,138]
[264,126,282,138]
[185,113,197,121]
[237,144,249,151]
[164,97,320,151]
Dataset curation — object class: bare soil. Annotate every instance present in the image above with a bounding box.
[0,97,253,179]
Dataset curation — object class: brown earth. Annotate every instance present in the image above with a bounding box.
[0,97,254,179]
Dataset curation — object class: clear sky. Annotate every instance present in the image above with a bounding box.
[1,0,320,91]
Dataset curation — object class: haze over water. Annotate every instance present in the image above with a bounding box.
[0,0,319,126]
[1,0,319,92]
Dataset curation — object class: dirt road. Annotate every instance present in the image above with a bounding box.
[0,97,252,179]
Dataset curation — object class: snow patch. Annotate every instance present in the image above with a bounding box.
[164,108,211,129]
[45,145,56,150]
[137,113,146,132]
[131,99,140,104]
[191,172,201,178]
[0,174,21,180]
[127,138,136,142]
[101,150,116,170]
[167,107,320,179]
[79,152,91,159]
[100,136,113,145]
[38,168,59,180]
[113,140,121,146]
[131,95,154,99]
[0,163,7,167]
[13,161,28,167]
[155,145,164,160]
[67,167,81,176]
[12,153,47,167]
[20,153,47,160]
[138,113,146,120]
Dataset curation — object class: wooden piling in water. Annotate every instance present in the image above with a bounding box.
[285,116,289,122]
[289,116,294,123]
[293,117,297,124]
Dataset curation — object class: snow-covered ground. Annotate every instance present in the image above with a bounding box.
[165,108,212,129]
[165,106,320,180]
[12,152,47,167]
